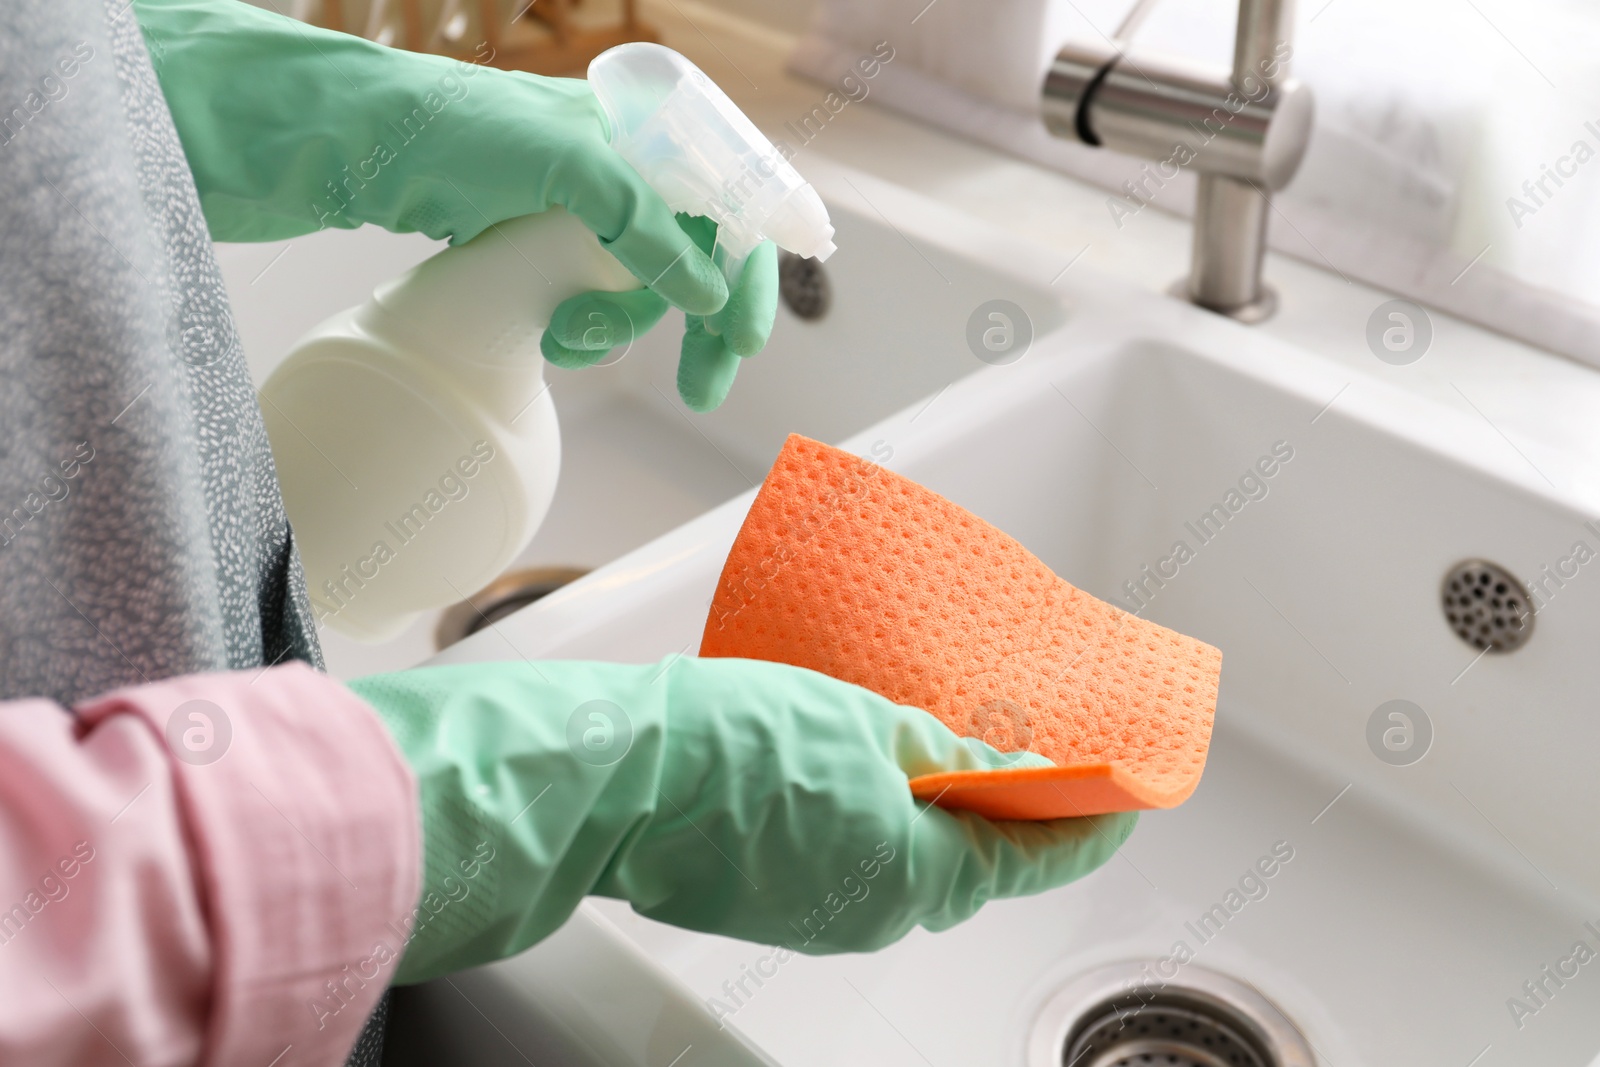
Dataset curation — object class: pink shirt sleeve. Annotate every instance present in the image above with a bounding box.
[0,662,422,1067]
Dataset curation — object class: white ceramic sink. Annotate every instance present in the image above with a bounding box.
[224,160,1600,1064]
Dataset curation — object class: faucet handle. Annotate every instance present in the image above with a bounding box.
[1040,0,1165,146]
[1041,39,1123,148]
[1041,38,1312,189]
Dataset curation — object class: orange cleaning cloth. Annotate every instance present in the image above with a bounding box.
[699,434,1222,820]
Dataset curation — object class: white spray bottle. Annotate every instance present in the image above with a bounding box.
[260,43,836,642]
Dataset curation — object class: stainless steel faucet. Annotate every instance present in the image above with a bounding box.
[1042,0,1314,322]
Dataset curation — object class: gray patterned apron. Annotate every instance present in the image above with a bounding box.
[0,1,387,1061]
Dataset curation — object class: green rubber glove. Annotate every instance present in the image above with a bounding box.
[349,657,1136,984]
[133,0,776,410]
[541,216,779,411]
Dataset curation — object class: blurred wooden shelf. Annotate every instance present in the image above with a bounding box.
[312,0,657,76]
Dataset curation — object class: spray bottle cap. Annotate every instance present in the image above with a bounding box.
[588,43,837,280]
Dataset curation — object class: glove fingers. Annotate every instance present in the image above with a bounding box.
[541,333,606,369]
[543,288,670,368]
[674,212,720,254]
[887,702,1050,776]
[677,319,740,413]
[709,240,779,356]
[910,806,1138,930]
[878,703,1136,926]
[557,152,728,317]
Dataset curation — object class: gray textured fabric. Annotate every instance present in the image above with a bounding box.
[0,0,322,704]
[0,3,392,1063]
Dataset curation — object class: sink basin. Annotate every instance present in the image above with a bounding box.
[365,165,1600,1065]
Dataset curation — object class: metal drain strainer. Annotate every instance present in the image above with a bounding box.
[1027,964,1314,1067]
[777,251,830,321]
[435,566,590,650]
[1442,559,1532,653]
[1066,1001,1267,1067]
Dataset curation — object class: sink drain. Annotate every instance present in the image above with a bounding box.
[434,566,590,649]
[1027,963,1314,1067]
[1441,559,1532,653]
[1066,1000,1267,1067]
[778,250,830,321]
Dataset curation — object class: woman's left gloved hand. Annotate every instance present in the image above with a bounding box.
[350,656,1135,985]
[132,0,777,410]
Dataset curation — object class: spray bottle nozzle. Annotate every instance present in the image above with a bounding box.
[588,43,837,286]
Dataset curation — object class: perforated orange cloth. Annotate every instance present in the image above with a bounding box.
[699,435,1222,820]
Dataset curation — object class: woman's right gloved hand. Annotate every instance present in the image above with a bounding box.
[350,656,1136,984]
[133,0,778,411]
